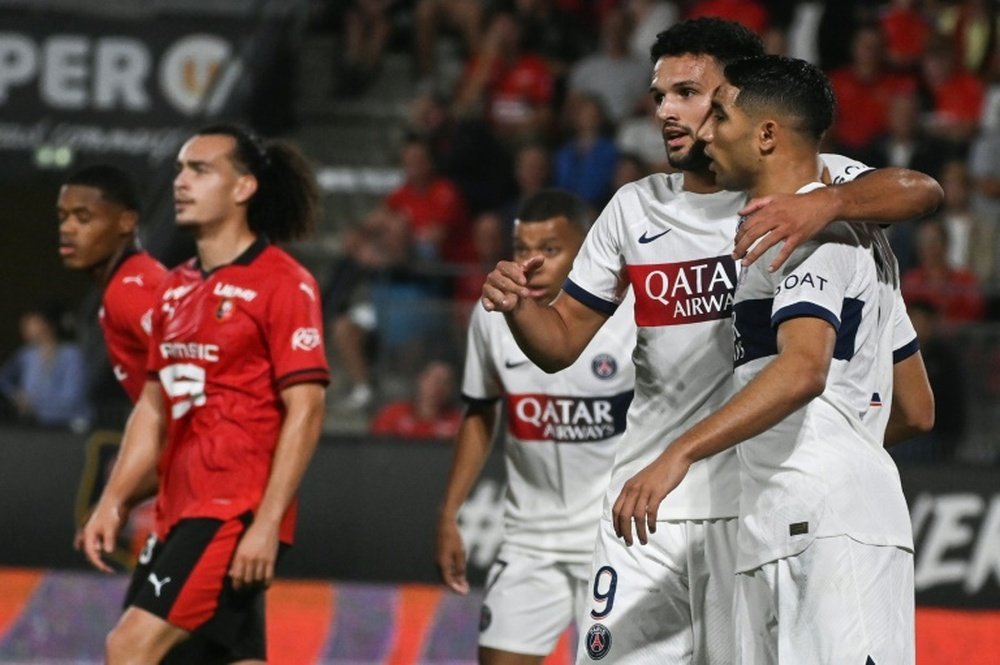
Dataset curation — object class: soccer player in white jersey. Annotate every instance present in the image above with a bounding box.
[437,189,636,664]
[481,18,942,665]
[613,54,929,663]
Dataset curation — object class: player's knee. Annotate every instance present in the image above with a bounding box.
[105,624,141,664]
[105,620,163,664]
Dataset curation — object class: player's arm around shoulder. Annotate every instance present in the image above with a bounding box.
[735,164,943,272]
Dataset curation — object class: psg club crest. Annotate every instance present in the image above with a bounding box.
[215,297,235,321]
[479,604,492,632]
[591,354,617,379]
[585,623,612,660]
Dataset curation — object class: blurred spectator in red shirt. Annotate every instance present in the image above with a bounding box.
[371,360,462,439]
[385,136,472,262]
[408,89,515,214]
[828,24,917,155]
[453,10,556,146]
[880,0,933,71]
[920,38,985,145]
[937,0,999,75]
[452,210,506,329]
[686,0,768,36]
[902,217,985,324]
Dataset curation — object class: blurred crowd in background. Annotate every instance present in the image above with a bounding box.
[4,0,1000,467]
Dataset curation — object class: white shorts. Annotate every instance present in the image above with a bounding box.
[734,536,914,665]
[479,546,591,656]
[576,517,738,665]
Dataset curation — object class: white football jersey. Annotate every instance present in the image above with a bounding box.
[462,290,636,562]
[866,247,920,443]
[565,155,873,521]
[731,182,913,572]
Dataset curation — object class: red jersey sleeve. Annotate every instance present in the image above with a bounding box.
[102,254,168,401]
[266,271,330,390]
[146,275,175,381]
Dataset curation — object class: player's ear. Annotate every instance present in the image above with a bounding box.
[758,120,777,155]
[117,209,139,236]
[233,173,259,205]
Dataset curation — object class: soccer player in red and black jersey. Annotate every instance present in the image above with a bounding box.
[60,166,167,559]
[58,165,168,403]
[81,125,328,664]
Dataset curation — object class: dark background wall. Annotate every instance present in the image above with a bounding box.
[1,425,997,609]
[0,179,90,355]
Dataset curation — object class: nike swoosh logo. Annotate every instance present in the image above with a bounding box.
[504,359,530,369]
[638,229,672,244]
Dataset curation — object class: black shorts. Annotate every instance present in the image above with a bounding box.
[123,513,279,663]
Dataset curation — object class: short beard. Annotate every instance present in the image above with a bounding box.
[667,140,712,173]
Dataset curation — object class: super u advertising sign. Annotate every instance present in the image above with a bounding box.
[0,10,259,171]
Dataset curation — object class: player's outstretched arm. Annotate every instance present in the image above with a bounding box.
[612,317,835,546]
[436,402,497,595]
[884,351,935,447]
[735,167,943,272]
[81,380,165,572]
[229,382,325,590]
[482,256,608,372]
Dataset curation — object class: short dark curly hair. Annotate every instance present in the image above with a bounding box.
[650,17,764,66]
[725,55,835,141]
[64,164,140,212]
[517,188,593,233]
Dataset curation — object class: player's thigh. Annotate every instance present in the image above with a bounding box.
[733,564,779,665]
[576,519,696,664]
[689,518,738,665]
[738,536,914,665]
[106,605,189,663]
[788,538,913,665]
[479,551,581,657]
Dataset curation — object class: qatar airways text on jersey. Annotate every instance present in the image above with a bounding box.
[627,256,737,327]
[507,391,632,442]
